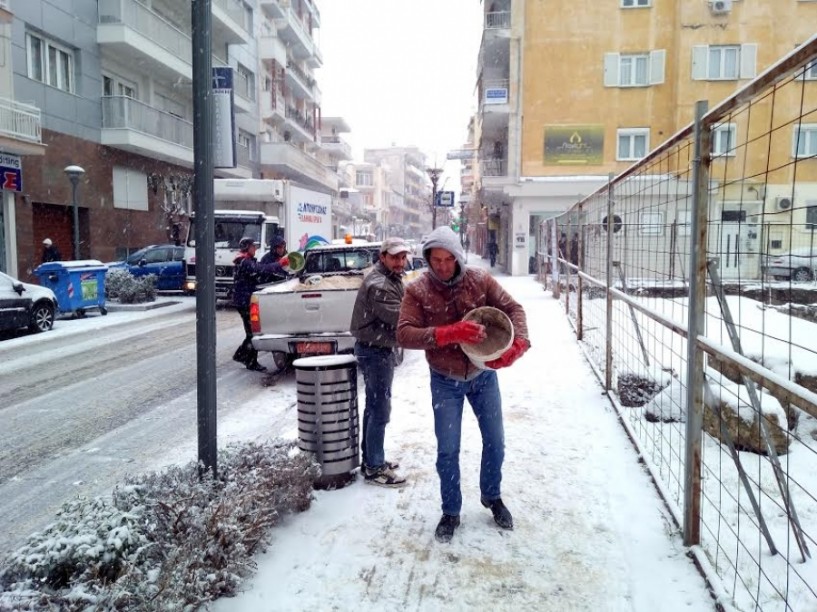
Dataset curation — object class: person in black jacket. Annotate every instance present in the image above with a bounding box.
[232,237,288,372]
[41,238,62,263]
[260,234,288,267]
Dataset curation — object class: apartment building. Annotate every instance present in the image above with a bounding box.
[2,0,342,280]
[474,0,817,275]
[363,146,431,240]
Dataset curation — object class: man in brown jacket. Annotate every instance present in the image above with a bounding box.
[397,226,530,542]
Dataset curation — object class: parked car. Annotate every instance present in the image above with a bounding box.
[762,247,817,281]
[0,270,58,334]
[107,245,185,291]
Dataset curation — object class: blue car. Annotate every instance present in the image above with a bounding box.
[107,245,185,291]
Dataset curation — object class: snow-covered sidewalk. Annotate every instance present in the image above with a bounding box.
[213,260,714,611]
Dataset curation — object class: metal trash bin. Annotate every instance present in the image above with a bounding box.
[293,354,359,489]
[34,260,108,317]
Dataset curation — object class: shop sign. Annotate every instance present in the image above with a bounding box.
[543,125,604,165]
[0,152,22,191]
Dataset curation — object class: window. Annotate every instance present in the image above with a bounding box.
[793,124,817,158]
[621,0,650,6]
[103,74,137,98]
[691,44,757,81]
[805,60,817,80]
[236,63,256,101]
[640,211,664,236]
[617,128,649,160]
[603,50,665,87]
[26,33,74,92]
[806,204,817,230]
[112,167,148,211]
[356,171,373,187]
[238,129,256,161]
[712,123,737,157]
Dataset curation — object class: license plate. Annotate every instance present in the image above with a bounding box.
[295,341,334,355]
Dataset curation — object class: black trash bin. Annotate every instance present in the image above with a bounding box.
[293,355,360,489]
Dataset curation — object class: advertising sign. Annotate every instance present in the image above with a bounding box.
[543,125,604,165]
[212,66,236,169]
[0,152,22,192]
[288,185,332,250]
[484,88,509,105]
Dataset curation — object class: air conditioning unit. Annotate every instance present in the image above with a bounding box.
[775,196,793,211]
[709,0,732,14]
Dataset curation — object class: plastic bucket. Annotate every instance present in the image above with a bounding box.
[461,306,514,369]
[285,251,305,273]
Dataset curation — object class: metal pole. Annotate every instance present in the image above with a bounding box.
[70,179,80,260]
[576,203,584,341]
[683,100,709,546]
[192,0,217,477]
[605,173,614,391]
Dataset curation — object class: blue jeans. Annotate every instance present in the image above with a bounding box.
[430,369,504,516]
[355,343,395,470]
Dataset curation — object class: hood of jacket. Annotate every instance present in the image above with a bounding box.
[423,226,466,286]
[269,235,287,250]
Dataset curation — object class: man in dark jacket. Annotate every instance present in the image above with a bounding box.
[397,226,530,543]
[232,237,288,372]
[41,238,62,263]
[350,237,411,488]
[260,234,288,268]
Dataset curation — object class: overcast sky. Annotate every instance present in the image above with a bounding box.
[317,0,483,172]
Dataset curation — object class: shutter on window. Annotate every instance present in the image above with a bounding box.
[649,49,666,85]
[691,46,708,80]
[604,53,620,87]
[740,43,758,79]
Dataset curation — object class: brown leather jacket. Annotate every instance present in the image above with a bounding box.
[397,266,528,381]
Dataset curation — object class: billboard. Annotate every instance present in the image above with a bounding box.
[543,125,604,165]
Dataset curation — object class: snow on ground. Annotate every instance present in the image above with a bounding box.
[211,260,715,612]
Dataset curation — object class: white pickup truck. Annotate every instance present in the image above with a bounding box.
[249,242,382,370]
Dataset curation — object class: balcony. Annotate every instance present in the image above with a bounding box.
[284,105,316,143]
[260,141,338,192]
[0,97,46,156]
[321,135,352,160]
[101,96,193,167]
[485,11,511,30]
[211,0,251,44]
[261,88,287,124]
[258,0,287,20]
[259,34,287,67]
[277,4,319,62]
[98,0,192,83]
[285,59,316,100]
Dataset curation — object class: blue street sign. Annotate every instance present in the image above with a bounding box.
[435,191,455,207]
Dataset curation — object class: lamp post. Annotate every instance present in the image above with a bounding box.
[64,165,86,260]
[426,166,442,230]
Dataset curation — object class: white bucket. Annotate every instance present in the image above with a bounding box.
[460,306,514,369]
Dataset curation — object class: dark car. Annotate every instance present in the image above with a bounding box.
[107,245,185,291]
[0,270,58,334]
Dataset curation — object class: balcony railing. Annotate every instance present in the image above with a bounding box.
[99,0,192,63]
[212,0,246,29]
[102,95,194,150]
[480,159,507,177]
[285,105,315,135]
[485,11,511,29]
[321,135,352,159]
[0,97,42,144]
[286,58,316,89]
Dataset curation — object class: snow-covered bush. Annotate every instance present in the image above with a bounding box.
[105,269,157,303]
[0,440,320,611]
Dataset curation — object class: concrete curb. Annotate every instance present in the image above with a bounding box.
[104,300,182,312]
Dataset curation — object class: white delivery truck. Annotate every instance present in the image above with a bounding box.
[183,179,334,299]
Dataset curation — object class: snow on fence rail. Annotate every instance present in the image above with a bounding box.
[541,36,817,611]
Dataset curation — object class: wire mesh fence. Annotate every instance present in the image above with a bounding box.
[540,37,817,611]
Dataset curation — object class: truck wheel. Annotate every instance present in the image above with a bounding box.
[273,351,292,371]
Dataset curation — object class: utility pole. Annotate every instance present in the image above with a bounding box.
[426,166,442,230]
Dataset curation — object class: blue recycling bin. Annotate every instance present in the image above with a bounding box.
[34,260,108,317]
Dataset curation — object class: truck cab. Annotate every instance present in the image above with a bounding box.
[183,209,280,299]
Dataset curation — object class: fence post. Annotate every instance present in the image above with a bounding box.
[683,100,710,547]
[605,174,614,391]
[577,202,584,340]
[551,219,561,299]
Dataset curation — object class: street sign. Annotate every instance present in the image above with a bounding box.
[446,149,476,161]
[435,191,455,207]
[0,153,22,192]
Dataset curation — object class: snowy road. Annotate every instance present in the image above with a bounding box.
[0,302,298,557]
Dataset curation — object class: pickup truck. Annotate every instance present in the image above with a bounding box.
[249,242,381,370]
[249,242,426,370]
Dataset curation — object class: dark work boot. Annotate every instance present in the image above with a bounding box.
[246,362,267,372]
[434,514,460,543]
[481,497,513,530]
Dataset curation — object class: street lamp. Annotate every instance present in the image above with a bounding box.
[426,166,443,230]
[64,164,86,260]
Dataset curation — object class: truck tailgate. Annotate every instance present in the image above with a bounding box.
[254,275,363,335]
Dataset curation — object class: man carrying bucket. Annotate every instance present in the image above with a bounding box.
[260,235,289,268]
[397,226,530,543]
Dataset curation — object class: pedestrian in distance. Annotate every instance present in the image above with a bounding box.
[350,237,411,488]
[232,237,289,372]
[260,234,288,270]
[41,238,62,263]
[488,240,498,268]
[397,226,530,543]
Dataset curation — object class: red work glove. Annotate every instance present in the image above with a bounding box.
[279,256,289,268]
[435,321,486,346]
[485,337,530,370]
